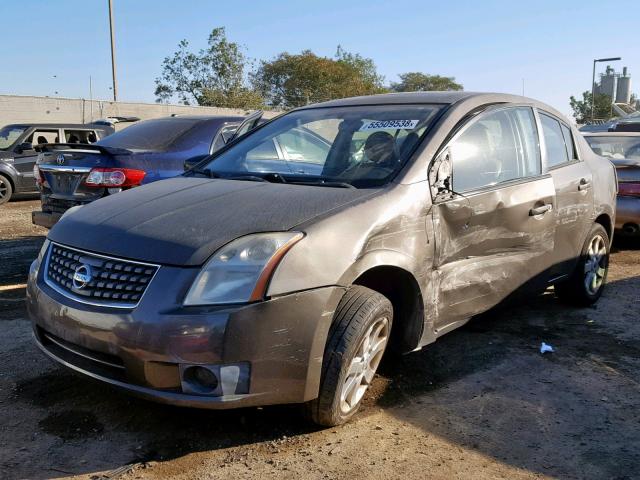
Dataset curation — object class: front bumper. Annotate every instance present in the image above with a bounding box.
[32,210,62,229]
[615,195,640,236]
[27,259,344,408]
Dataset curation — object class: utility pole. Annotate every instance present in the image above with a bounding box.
[108,0,118,102]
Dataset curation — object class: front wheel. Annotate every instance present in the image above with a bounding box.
[555,223,610,306]
[307,286,393,426]
[0,175,12,205]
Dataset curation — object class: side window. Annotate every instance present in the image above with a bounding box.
[539,114,569,168]
[450,108,535,193]
[276,128,329,164]
[560,124,577,161]
[512,107,541,176]
[212,125,238,152]
[245,139,280,161]
[26,129,59,146]
[64,130,96,144]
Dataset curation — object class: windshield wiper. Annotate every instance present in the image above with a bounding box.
[226,175,268,183]
[287,179,355,189]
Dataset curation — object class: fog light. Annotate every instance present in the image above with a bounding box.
[182,366,219,394]
[180,362,250,396]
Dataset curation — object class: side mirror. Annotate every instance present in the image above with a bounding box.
[15,142,34,154]
[429,148,453,201]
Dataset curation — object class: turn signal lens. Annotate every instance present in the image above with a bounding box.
[33,164,46,185]
[84,168,145,187]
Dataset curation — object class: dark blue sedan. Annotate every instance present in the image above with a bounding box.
[32,114,254,228]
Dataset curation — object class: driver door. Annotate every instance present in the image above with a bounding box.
[431,106,556,331]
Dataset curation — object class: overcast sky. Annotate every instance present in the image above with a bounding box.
[3,0,638,118]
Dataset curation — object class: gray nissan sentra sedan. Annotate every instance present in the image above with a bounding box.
[27,92,617,426]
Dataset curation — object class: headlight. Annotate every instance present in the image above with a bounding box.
[184,232,304,306]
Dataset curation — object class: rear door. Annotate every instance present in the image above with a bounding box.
[432,106,556,331]
[537,112,594,279]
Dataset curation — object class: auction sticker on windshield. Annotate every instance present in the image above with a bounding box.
[359,120,419,131]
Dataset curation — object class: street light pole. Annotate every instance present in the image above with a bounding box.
[591,56,622,123]
[108,0,118,102]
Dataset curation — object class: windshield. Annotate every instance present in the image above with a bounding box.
[585,136,640,160]
[197,105,443,188]
[98,118,200,151]
[0,126,27,151]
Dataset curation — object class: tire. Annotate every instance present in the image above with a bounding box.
[0,175,12,205]
[555,223,610,306]
[306,286,393,426]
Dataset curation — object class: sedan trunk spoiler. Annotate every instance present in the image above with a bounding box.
[35,143,132,156]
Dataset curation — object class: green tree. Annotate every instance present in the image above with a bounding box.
[391,72,463,92]
[569,91,613,123]
[252,48,386,109]
[154,27,263,108]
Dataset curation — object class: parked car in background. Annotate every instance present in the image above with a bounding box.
[584,132,640,236]
[32,114,255,227]
[0,122,115,205]
[28,92,616,426]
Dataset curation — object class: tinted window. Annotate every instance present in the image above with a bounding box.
[540,114,569,168]
[450,108,538,192]
[98,118,200,151]
[560,124,576,160]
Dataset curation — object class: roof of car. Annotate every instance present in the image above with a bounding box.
[294,91,572,125]
[300,91,478,109]
[4,122,113,129]
[582,131,640,137]
[159,115,246,122]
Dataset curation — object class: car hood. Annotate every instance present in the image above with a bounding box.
[48,177,377,266]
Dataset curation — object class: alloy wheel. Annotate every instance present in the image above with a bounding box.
[339,315,390,414]
[584,234,607,296]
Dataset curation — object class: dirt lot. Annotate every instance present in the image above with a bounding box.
[1,199,639,480]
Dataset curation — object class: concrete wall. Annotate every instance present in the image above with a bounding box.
[0,94,279,130]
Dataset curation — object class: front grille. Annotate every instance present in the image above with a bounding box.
[37,327,127,382]
[45,242,159,308]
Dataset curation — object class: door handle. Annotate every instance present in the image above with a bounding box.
[578,179,591,191]
[529,204,553,216]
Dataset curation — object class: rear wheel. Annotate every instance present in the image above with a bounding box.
[555,223,609,306]
[307,286,393,426]
[0,175,12,205]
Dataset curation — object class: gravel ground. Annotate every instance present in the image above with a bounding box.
[1,200,639,480]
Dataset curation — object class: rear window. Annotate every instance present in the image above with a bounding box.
[585,136,640,160]
[98,118,200,151]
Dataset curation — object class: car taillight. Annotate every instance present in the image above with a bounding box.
[33,164,46,185]
[618,182,640,197]
[84,168,146,187]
